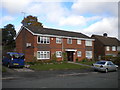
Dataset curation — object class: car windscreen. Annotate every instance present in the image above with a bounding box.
[96,61,106,65]
[9,54,25,59]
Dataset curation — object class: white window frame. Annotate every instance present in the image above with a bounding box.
[56,38,62,44]
[37,51,50,59]
[56,51,62,58]
[112,46,116,51]
[86,51,92,59]
[67,38,72,44]
[106,46,110,51]
[85,40,92,46]
[77,51,82,57]
[77,39,81,44]
[37,36,50,44]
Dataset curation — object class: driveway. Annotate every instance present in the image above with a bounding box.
[2,67,119,88]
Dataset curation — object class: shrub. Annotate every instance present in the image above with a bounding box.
[62,52,67,63]
[82,58,88,62]
[102,55,113,60]
[76,58,78,62]
[33,56,37,63]
[112,57,120,66]
[51,53,57,63]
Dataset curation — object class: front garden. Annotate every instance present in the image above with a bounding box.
[29,62,89,71]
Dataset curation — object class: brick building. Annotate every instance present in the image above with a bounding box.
[92,33,120,60]
[16,25,94,62]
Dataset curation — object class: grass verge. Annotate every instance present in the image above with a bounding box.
[76,61,96,66]
[2,66,7,72]
[30,63,89,71]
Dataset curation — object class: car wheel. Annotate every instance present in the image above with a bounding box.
[7,63,11,68]
[105,68,108,73]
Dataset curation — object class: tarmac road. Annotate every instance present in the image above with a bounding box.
[2,68,119,88]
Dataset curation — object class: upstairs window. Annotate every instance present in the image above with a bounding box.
[112,46,116,51]
[67,38,72,44]
[85,40,92,46]
[56,38,62,44]
[106,46,110,51]
[38,36,50,44]
[77,39,81,44]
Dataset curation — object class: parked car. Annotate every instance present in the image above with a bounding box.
[92,60,118,73]
[2,52,25,68]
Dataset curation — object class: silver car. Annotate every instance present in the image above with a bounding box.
[93,61,118,73]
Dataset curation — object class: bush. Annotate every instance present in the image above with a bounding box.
[76,58,78,62]
[62,52,67,63]
[82,58,88,62]
[112,57,120,66]
[33,56,37,63]
[102,55,113,60]
[51,53,57,63]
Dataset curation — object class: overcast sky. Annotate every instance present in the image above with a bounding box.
[0,0,119,38]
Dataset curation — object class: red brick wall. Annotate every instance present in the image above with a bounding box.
[16,28,34,62]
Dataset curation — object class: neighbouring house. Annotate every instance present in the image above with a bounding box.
[91,33,120,60]
[16,25,94,62]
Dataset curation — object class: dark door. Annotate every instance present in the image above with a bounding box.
[67,51,74,61]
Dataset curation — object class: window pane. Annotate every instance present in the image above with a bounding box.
[112,46,116,51]
[68,38,72,44]
[86,51,92,59]
[77,39,81,44]
[37,52,40,58]
[56,38,61,44]
[77,51,81,57]
[38,36,40,42]
[106,46,110,51]
[86,40,92,46]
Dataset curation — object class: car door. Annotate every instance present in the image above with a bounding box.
[109,62,116,71]
[107,62,113,71]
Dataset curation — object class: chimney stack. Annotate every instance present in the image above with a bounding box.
[103,33,107,37]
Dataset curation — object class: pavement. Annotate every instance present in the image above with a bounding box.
[68,61,93,67]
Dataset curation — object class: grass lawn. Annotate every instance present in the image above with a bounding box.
[2,66,7,72]
[30,63,89,71]
[76,61,96,66]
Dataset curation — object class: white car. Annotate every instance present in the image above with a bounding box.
[93,61,118,73]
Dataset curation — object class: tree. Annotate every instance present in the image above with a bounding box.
[21,15,43,27]
[2,24,16,46]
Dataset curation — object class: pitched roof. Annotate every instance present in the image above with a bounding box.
[92,35,120,46]
[24,26,91,39]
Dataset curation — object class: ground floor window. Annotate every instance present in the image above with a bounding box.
[86,51,92,59]
[56,51,62,58]
[77,51,82,57]
[37,51,50,59]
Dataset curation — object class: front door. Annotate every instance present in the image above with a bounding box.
[67,51,74,61]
